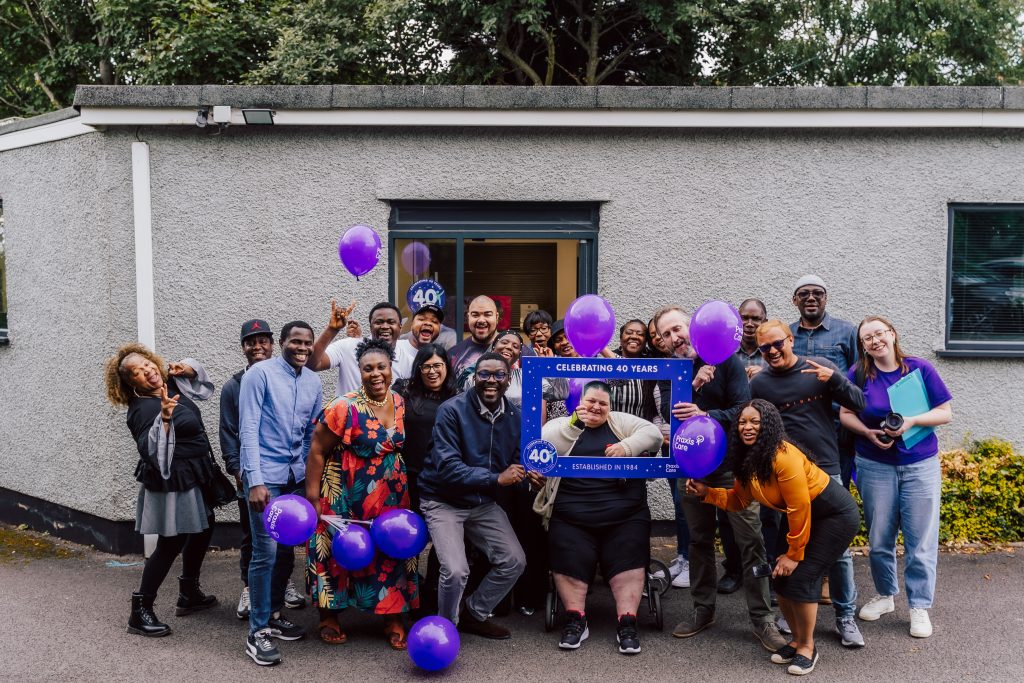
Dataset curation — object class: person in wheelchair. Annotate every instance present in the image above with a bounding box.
[533,381,663,655]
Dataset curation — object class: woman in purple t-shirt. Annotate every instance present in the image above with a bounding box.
[838,316,952,640]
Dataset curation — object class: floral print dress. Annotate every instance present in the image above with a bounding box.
[307,391,419,614]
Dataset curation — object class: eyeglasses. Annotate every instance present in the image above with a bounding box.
[757,339,788,354]
[476,370,508,382]
[860,329,892,344]
[420,362,445,374]
[529,325,551,335]
[795,289,826,300]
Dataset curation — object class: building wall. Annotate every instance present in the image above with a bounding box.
[2,124,1023,523]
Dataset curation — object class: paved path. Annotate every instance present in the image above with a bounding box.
[2,532,1021,682]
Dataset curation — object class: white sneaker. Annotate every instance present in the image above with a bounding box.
[671,558,691,588]
[909,608,933,638]
[653,555,684,580]
[858,594,895,621]
[236,586,250,620]
[283,579,307,609]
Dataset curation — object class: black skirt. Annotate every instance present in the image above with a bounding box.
[773,479,860,604]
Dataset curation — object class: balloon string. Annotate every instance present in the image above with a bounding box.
[322,515,371,533]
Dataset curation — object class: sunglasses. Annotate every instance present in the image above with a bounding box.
[757,339,788,354]
[795,289,826,300]
[476,370,508,382]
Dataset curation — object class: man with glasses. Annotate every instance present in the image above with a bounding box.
[418,351,528,640]
[653,307,785,653]
[789,276,859,488]
[749,319,867,650]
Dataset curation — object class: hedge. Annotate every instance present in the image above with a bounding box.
[850,438,1024,546]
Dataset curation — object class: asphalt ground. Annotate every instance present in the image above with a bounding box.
[1,529,1022,682]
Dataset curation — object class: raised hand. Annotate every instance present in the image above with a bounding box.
[160,385,179,422]
[574,402,602,428]
[693,364,716,390]
[327,299,357,332]
[801,359,834,382]
[167,361,196,378]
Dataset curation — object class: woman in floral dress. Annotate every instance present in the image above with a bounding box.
[305,339,419,649]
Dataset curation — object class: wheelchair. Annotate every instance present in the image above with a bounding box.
[543,558,671,632]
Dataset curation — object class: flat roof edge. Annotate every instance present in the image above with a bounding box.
[70,85,1024,112]
[0,108,80,137]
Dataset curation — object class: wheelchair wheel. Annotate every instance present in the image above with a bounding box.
[544,586,558,632]
[651,589,664,630]
[647,559,672,597]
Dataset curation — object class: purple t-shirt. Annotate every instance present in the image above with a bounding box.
[847,357,952,466]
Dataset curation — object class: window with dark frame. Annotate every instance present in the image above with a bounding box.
[947,204,1024,351]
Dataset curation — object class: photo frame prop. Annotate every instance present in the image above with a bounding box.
[520,356,692,478]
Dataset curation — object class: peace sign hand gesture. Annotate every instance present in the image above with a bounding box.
[160,385,180,423]
[801,359,834,383]
[328,299,357,332]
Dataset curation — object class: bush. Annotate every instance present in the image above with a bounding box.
[851,438,1024,546]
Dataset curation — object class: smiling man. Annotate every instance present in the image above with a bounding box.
[219,320,306,624]
[239,321,323,666]
[417,351,527,640]
[749,318,866,651]
[450,296,534,379]
[653,307,784,653]
[309,301,412,397]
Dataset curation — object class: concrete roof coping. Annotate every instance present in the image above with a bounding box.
[69,84,1024,111]
[0,108,80,136]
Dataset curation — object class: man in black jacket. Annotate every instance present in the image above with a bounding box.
[219,320,306,622]
[418,351,527,639]
[654,307,786,652]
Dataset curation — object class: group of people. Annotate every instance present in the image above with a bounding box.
[103,273,953,676]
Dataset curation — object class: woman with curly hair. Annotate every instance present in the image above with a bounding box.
[686,399,860,676]
[105,343,232,638]
[304,338,418,649]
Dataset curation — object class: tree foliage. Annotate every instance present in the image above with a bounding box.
[2,0,1023,119]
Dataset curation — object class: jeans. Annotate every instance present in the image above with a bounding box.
[826,473,858,618]
[667,479,691,559]
[679,474,773,626]
[245,477,299,635]
[420,499,526,624]
[855,455,940,608]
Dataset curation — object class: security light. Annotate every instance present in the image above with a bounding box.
[242,109,275,125]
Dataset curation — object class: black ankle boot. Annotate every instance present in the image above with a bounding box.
[128,592,171,637]
[176,576,218,616]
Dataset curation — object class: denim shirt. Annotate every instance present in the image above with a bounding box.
[239,356,323,487]
[789,312,858,375]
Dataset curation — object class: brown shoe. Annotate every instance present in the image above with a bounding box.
[672,607,715,638]
[819,576,832,605]
[458,610,511,640]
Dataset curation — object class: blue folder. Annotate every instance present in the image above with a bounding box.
[886,368,933,449]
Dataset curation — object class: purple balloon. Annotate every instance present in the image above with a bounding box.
[400,241,431,277]
[371,508,429,560]
[690,300,743,365]
[671,416,728,478]
[338,224,382,279]
[262,494,317,546]
[331,523,376,571]
[564,295,616,357]
[564,377,590,415]
[408,616,460,671]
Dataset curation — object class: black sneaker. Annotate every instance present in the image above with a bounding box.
[787,648,819,676]
[246,629,281,666]
[267,614,306,641]
[616,614,641,655]
[558,611,589,650]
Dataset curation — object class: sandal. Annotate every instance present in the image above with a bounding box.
[318,616,347,645]
[384,620,407,650]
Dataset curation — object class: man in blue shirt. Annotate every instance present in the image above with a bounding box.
[788,274,859,487]
[239,321,323,667]
[219,319,307,621]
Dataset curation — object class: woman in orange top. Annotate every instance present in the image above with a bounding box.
[687,399,859,676]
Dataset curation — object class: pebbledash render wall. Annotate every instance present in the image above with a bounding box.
[1,85,1023,551]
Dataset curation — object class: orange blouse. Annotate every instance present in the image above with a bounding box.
[704,442,831,562]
